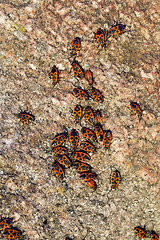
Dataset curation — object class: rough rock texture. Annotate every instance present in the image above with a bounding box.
[0,0,160,239]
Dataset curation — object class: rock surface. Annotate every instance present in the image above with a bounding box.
[0,0,160,239]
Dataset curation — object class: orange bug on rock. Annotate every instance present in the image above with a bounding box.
[71,60,84,79]
[73,88,89,100]
[91,88,103,103]
[134,226,146,238]
[79,171,96,181]
[95,28,106,47]
[2,228,22,239]
[81,127,96,141]
[73,105,83,123]
[72,151,91,162]
[49,65,59,86]
[80,141,95,153]
[52,161,65,180]
[151,231,159,240]
[85,106,95,124]
[86,179,97,190]
[95,110,102,123]
[103,130,112,148]
[130,102,142,120]
[72,161,91,172]
[56,154,72,168]
[69,129,79,149]
[0,218,13,231]
[107,24,126,38]
[71,37,81,56]
[18,111,35,124]
[110,170,121,189]
[95,124,104,142]
[51,132,68,147]
[84,70,94,85]
[52,146,68,155]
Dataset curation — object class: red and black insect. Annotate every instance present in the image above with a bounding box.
[95,124,104,141]
[81,127,96,141]
[80,141,95,153]
[2,228,22,239]
[73,88,89,100]
[71,60,84,79]
[51,132,68,147]
[18,111,35,124]
[91,88,103,103]
[151,231,159,240]
[69,129,79,149]
[95,28,105,47]
[110,170,121,189]
[130,102,142,120]
[52,146,68,155]
[0,218,13,231]
[95,110,102,123]
[52,161,65,180]
[107,24,126,38]
[84,70,94,85]
[65,237,72,240]
[56,154,71,167]
[103,130,112,148]
[49,65,59,85]
[73,105,82,123]
[80,171,96,181]
[72,151,91,162]
[134,226,146,238]
[86,179,97,190]
[72,161,91,172]
[71,37,81,56]
[85,106,95,124]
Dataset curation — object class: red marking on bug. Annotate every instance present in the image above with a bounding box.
[86,179,97,190]
[95,124,103,142]
[81,127,96,141]
[18,111,35,124]
[85,106,95,124]
[80,141,95,153]
[91,88,103,103]
[71,60,84,79]
[72,151,91,162]
[72,161,91,172]
[52,146,68,155]
[107,24,126,37]
[73,88,89,100]
[134,227,146,238]
[0,218,13,231]
[51,132,68,147]
[130,102,142,120]
[2,228,22,239]
[56,154,72,167]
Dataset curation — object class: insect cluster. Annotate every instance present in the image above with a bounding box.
[14,20,157,240]
[50,32,123,191]
[51,129,97,190]
[0,218,22,239]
